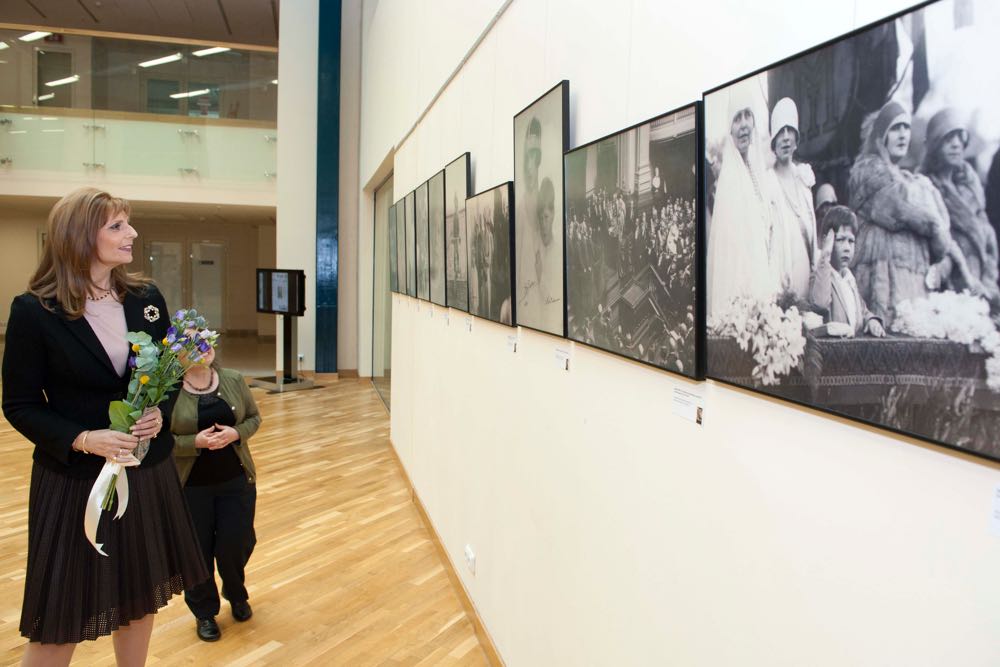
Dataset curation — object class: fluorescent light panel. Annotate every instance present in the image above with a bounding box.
[271,79,278,85]
[169,88,210,99]
[0,42,10,50]
[138,53,182,68]
[45,74,79,87]
[19,32,51,42]
[192,46,230,57]
[36,93,54,101]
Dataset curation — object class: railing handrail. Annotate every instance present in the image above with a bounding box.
[0,105,277,130]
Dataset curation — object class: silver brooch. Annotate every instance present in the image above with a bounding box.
[143,305,160,322]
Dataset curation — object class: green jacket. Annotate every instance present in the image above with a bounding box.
[171,367,260,485]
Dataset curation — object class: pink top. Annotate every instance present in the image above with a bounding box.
[84,297,129,377]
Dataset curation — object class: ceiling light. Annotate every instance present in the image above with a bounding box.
[169,88,211,99]
[138,53,182,68]
[19,32,51,42]
[0,42,9,50]
[192,46,230,57]
[271,79,278,85]
[44,74,79,87]
[36,93,55,101]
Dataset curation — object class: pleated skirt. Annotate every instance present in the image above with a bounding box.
[20,456,210,644]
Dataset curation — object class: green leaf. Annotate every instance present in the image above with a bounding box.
[108,401,134,433]
[129,409,143,421]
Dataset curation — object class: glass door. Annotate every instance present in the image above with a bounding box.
[146,240,184,313]
[372,176,394,408]
[191,241,226,331]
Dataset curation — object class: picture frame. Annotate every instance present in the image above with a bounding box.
[513,80,569,337]
[702,0,1000,463]
[388,202,399,293]
[429,169,447,306]
[445,153,472,312]
[404,190,416,298]
[564,101,704,379]
[467,181,516,326]
[415,181,431,301]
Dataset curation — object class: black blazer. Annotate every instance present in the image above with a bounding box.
[2,286,176,479]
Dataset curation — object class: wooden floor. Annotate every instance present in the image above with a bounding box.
[0,380,489,666]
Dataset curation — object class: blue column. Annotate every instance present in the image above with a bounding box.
[315,0,342,372]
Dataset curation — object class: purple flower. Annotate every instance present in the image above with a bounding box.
[128,356,137,369]
[170,342,183,352]
[197,340,211,353]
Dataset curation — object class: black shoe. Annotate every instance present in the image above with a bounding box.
[196,617,221,642]
[231,600,253,622]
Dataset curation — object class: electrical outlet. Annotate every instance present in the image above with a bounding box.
[297,353,304,361]
[464,544,476,575]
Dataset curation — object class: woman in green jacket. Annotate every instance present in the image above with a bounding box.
[171,331,261,643]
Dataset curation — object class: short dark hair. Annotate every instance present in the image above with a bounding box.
[821,205,858,237]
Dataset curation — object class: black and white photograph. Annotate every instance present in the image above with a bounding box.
[514,80,569,337]
[445,153,471,312]
[565,104,701,378]
[467,182,515,326]
[405,190,416,298]
[389,202,399,293]
[395,197,407,295]
[415,181,430,301]
[429,170,447,306]
[704,0,1000,462]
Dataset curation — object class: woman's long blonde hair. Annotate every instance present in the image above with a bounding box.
[29,187,150,318]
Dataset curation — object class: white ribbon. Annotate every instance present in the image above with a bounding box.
[84,460,131,557]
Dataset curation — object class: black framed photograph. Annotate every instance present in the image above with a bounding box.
[445,153,472,311]
[415,181,430,301]
[394,196,406,295]
[388,202,399,293]
[704,0,1000,462]
[514,80,569,337]
[467,181,515,326]
[429,169,447,306]
[404,190,416,298]
[565,102,702,378]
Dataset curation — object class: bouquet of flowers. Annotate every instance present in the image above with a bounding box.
[85,308,218,556]
[891,292,1000,391]
[709,295,807,386]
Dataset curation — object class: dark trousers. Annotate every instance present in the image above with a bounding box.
[183,475,257,619]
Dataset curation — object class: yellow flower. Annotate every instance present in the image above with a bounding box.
[139,375,150,385]
[162,337,169,345]
[131,343,141,352]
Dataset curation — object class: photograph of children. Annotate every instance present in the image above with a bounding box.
[405,190,416,298]
[429,170,447,306]
[445,154,471,312]
[389,202,399,293]
[415,181,430,301]
[514,81,569,337]
[704,0,1000,462]
[565,104,700,378]
[467,182,515,326]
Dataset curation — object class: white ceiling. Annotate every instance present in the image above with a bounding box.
[1,0,279,48]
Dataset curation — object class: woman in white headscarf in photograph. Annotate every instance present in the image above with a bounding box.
[769,97,818,301]
[707,78,783,318]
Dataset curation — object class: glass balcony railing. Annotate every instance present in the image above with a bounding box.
[0,28,277,191]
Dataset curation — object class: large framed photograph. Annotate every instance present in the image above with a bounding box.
[565,103,702,378]
[388,202,399,293]
[467,182,515,326]
[415,181,430,301]
[394,197,407,295]
[429,169,447,306]
[445,153,472,311]
[704,0,1000,462]
[404,190,416,298]
[514,80,569,337]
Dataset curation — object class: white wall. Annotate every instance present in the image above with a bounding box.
[340,0,363,372]
[276,0,319,371]
[374,0,1000,665]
